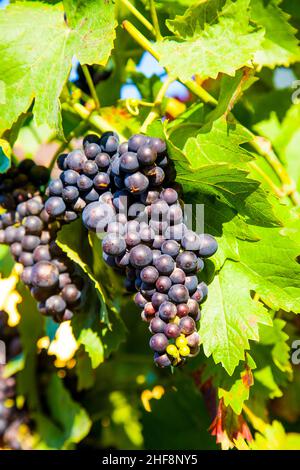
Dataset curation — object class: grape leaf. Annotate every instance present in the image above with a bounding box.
[155,0,264,81]
[200,260,272,375]
[0,0,116,137]
[237,227,300,313]
[46,374,91,446]
[218,364,254,414]
[183,117,254,167]
[250,0,300,68]
[176,163,279,226]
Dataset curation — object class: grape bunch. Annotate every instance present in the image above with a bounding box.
[54,132,218,368]
[0,161,82,323]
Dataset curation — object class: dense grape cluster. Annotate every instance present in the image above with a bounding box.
[0,161,82,322]
[51,132,218,368]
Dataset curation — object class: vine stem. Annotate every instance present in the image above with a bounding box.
[149,0,162,40]
[140,76,173,133]
[122,20,300,207]
[120,0,155,36]
[67,102,127,142]
[81,64,101,110]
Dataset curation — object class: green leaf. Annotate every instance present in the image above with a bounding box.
[76,350,95,391]
[237,227,300,312]
[250,0,300,68]
[176,163,279,226]
[183,117,254,167]
[57,219,109,324]
[200,260,272,375]
[259,318,292,374]
[0,0,116,136]
[155,0,264,81]
[218,363,254,414]
[45,374,91,446]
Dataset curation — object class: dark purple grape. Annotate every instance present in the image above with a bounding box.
[151,199,169,219]
[115,251,130,267]
[93,172,110,190]
[31,261,59,288]
[45,295,66,315]
[149,166,165,186]
[27,197,44,215]
[58,272,72,289]
[149,137,167,155]
[100,134,119,154]
[197,258,204,272]
[170,268,186,284]
[102,233,126,256]
[151,292,168,309]
[125,172,149,194]
[125,231,141,247]
[57,154,68,171]
[21,266,33,285]
[187,299,199,317]
[152,236,165,249]
[21,235,41,252]
[161,239,180,257]
[95,152,110,170]
[19,252,34,267]
[129,244,153,268]
[168,204,183,224]
[16,202,28,218]
[66,150,87,171]
[149,333,168,353]
[33,245,51,262]
[134,292,148,308]
[198,234,218,257]
[84,188,100,203]
[84,143,101,159]
[186,332,200,348]
[48,179,63,196]
[154,352,171,368]
[160,188,178,205]
[191,289,204,303]
[140,266,159,284]
[10,242,22,258]
[156,276,172,293]
[154,254,175,275]
[150,317,166,334]
[128,134,148,152]
[62,185,79,203]
[82,201,114,231]
[77,174,93,191]
[168,284,189,303]
[182,230,201,251]
[179,316,195,335]
[140,282,156,299]
[24,215,43,235]
[4,226,16,244]
[83,134,99,148]
[61,284,81,305]
[176,251,198,273]
[184,275,198,294]
[177,303,189,318]
[164,323,180,339]
[45,197,66,217]
[159,301,177,321]
[82,160,98,176]
[140,226,155,244]
[197,281,208,298]
[31,286,53,302]
[61,169,79,186]
[119,152,140,173]
[137,144,157,166]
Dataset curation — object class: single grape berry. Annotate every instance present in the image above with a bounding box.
[182,230,201,251]
[168,284,189,303]
[93,172,110,190]
[170,268,186,284]
[140,266,159,284]
[176,251,198,274]
[198,234,218,258]
[119,152,140,173]
[45,197,66,217]
[102,233,126,256]
[77,174,93,191]
[160,188,178,205]
[149,333,168,353]
[61,169,79,186]
[45,295,66,316]
[31,261,59,288]
[154,353,171,368]
[159,301,177,321]
[21,235,41,252]
[33,245,51,262]
[128,134,148,152]
[125,172,149,194]
[137,144,157,166]
[84,143,101,159]
[156,276,172,293]
[151,292,168,309]
[61,284,81,305]
[161,239,180,257]
[66,150,86,171]
[62,186,79,203]
[154,254,175,275]
[184,275,198,294]
[129,244,153,268]
[179,316,196,335]
[48,179,63,196]
[23,216,43,235]
[150,317,166,334]
[95,152,110,170]
[82,201,114,232]
[164,323,180,339]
